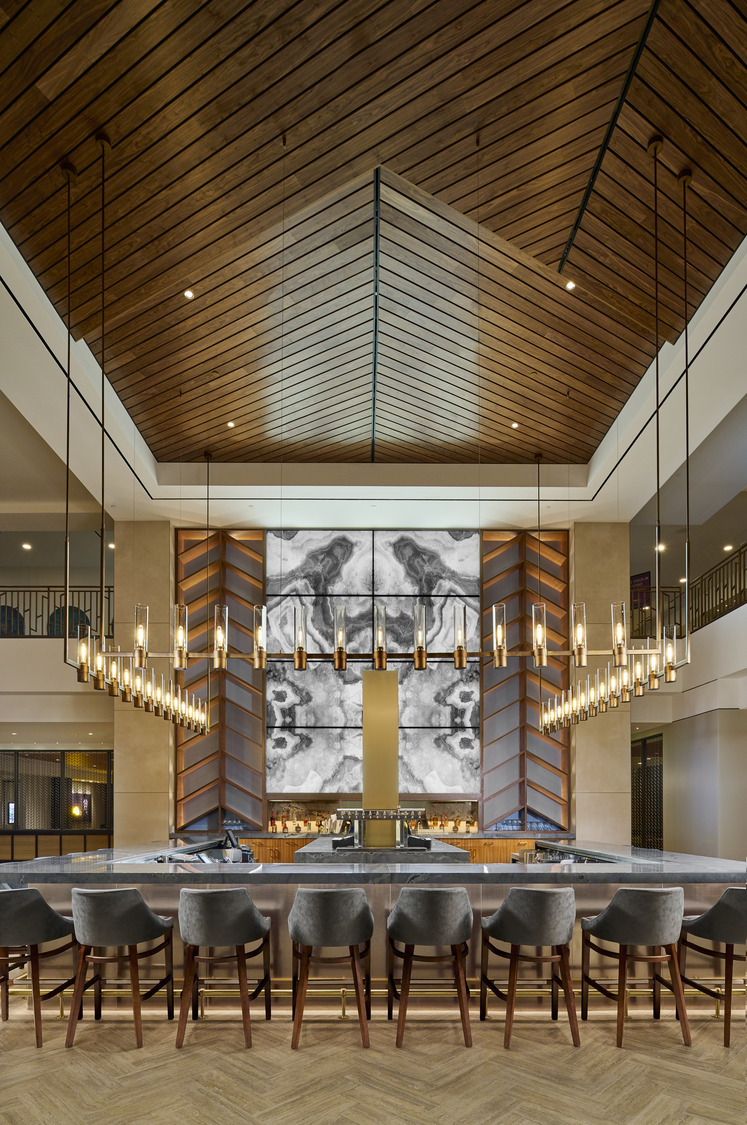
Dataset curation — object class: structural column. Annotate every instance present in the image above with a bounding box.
[571,523,631,843]
[113,521,175,846]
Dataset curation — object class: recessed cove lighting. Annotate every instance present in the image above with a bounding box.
[723,544,733,552]
[511,422,519,429]
[184,289,195,300]
[21,542,32,550]
[227,421,235,428]
[565,280,575,291]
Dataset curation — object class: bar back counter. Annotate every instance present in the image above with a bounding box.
[2,841,743,1014]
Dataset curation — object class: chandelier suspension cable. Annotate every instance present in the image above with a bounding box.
[679,166,693,664]
[649,135,663,656]
[61,158,77,667]
[96,132,110,645]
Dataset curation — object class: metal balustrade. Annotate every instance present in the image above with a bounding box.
[631,545,746,638]
[0,586,113,638]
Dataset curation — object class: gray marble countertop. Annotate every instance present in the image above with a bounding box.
[293,837,471,863]
[1,841,743,886]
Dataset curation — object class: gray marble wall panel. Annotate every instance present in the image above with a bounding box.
[266,530,480,795]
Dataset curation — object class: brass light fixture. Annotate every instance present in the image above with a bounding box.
[453,604,467,669]
[293,606,307,671]
[492,603,507,667]
[373,605,387,670]
[413,602,427,670]
[333,605,347,670]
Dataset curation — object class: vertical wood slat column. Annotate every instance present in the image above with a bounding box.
[480,531,569,831]
[175,530,265,831]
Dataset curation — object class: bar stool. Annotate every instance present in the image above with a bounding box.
[176,888,271,1048]
[387,886,472,1047]
[480,887,579,1048]
[288,888,373,1049]
[0,887,77,1047]
[581,886,690,1047]
[66,888,174,1048]
[678,888,746,1047]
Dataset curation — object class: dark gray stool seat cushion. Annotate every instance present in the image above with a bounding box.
[288,888,373,947]
[387,887,473,946]
[582,887,684,946]
[682,888,747,945]
[0,887,74,946]
[179,888,270,947]
[71,888,173,947]
[482,887,576,947]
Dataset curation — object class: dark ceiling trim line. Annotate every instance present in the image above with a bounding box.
[2,270,744,508]
[558,0,661,274]
[371,166,381,463]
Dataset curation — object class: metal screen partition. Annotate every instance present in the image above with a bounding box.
[481,531,570,832]
[175,529,265,832]
[631,734,663,850]
[0,750,112,840]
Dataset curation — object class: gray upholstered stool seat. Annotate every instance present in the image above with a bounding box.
[386,887,473,1047]
[678,888,746,1047]
[176,888,271,1048]
[480,887,579,1048]
[0,887,77,1047]
[288,888,374,1048]
[581,887,690,1047]
[65,888,174,1048]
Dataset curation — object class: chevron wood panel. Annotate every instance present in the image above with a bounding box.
[176,529,265,831]
[481,530,569,830]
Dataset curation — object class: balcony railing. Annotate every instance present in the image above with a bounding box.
[0,586,113,638]
[631,544,746,639]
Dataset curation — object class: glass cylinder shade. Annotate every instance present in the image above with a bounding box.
[633,649,645,696]
[120,656,132,702]
[648,639,660,689]
[532,602,547,667]
[164,680,173,721]
[492,603,507,667]
[77,622,90,682]
[134,604,149,669]
[664,624,678,681]
[154,673,164,716]
[611,601,627,666]
[293,605,308,670]
[373,604,387,669]
[214,604,228,669]
[572,602,587,666]
[608,663,619,707]
[413,602,427,670]
[453,603,467,669]
[108,649,120,697]
[253,604,267,670]
[144,668,155,712]
[333,605,347,671]
[173,603,188,670]
[133,670,143,708]
[93,637,106,690]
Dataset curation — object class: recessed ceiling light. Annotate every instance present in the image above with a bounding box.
[184,289,195,300]
[108,542,115,549]
[21,542,32,550]
[656,543,665,552]
[679,577,687,583]
[88,731,93,736]
[227,421,235,428]
[511,422,519,429]
[565,280,575,291]
[723,544,733,552]
[11,732,17,736]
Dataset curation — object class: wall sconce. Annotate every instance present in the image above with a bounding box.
[173,604,188,670]
[214,604,228,669]
[134,604,148,669]
[294,605,307,671]
[413,602,427,670]
[572,602,587,667]
[120,657,132,703]
[611,602,627,667]
[453,603,467,669]
[77,623,90,683]
[492,603,507,667]
[532,602,547,667]
[373,604,387,669]
[253,604,267,670]
[333,605,347,671]
[664,625,678,682]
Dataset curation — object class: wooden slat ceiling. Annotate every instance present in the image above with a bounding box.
[0,0,745,465]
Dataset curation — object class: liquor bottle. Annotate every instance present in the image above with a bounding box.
[270,814,277,833]
[281,816,288,833]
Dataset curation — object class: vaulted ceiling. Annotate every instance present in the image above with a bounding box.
[0,0,745,464]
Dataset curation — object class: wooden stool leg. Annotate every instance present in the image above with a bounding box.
[581,932,590,1020]
[291,946,311,1050]
[65,945,90,1048]
[667,944,691,1047]
[453,943,472,1048]
[29,944,43,1048]
[175,945,197,1048]
[364,943,372,1020]
[616,945,628,1048]
[558,944,580,1047]
[165,931,174,1020]
[723,944,733,1048]
[479,934,488,1021]
[551,957,559,1021]
[93,947,102,1020]
[350,945,370,1048]
[386,937,394,1020]
[263,932,272,1020]
[129,946,143,1048]
[395,944,413,1048]
[236,945,252,1048]
[652,945,661,1019]
[503,944,519,1049]
[1,947,8,1021]
[291,941,298,1019]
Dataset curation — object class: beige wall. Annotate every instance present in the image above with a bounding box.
[113,521,174,846]
[570,523,631,844]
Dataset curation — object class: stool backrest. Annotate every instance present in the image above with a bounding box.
[0,887,73,946]
[179,887,270,947]
[590,887,684,946]
[387,887,473,946]
[288,888,374,947]
[486,887,576,946]
[685,887,747,945]
[71,887,169,947]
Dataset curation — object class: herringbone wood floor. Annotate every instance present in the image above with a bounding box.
[2,996,744,1125]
